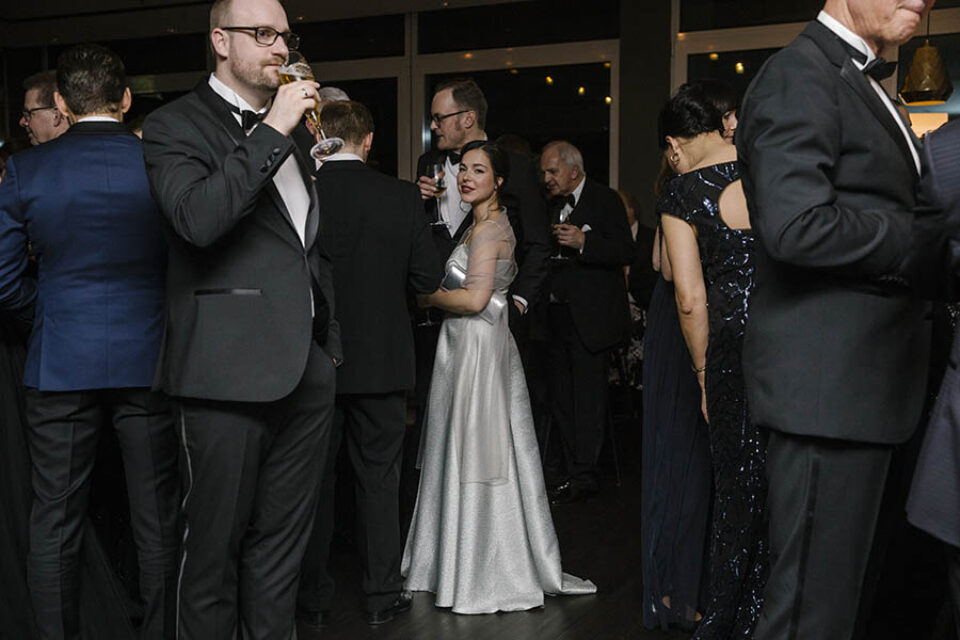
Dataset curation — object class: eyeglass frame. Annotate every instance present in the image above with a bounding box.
[220,26,300,50]
[430,109,471,126]
[21,105,58,122]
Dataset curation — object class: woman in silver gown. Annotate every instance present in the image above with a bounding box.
[402,141,595,614]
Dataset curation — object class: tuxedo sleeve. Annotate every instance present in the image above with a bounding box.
[142,113,296,248]
[737,50,910,278]
[404,181,444,293]
[0,159,36,318]
[505,154,550,306]
[580,188,636,267]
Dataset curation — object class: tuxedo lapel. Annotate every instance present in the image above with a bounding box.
[839,60,917,177]
[195,78,308,248]
[802,22,917,177]
[452,212,473,243]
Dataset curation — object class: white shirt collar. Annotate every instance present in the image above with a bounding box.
[77,116,121,123]
[208,73,269,117]
[570,175,587,205]
[322,152,364,163]
[817,10,875,69]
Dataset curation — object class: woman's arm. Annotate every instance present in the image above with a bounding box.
[422,220,503,314]
[661,213,709,420]
[424,286,492,314]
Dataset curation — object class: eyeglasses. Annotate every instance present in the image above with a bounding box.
[430,110,470,125]
[21,106,57,122]
[221,26,300,50]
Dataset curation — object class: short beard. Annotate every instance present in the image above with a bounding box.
[232,58,281,94]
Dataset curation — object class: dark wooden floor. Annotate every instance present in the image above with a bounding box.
[298,401,692,640]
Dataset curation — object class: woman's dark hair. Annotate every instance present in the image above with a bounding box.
[460,140,510,195]
[698,78,739,116]
[657,83,724,149]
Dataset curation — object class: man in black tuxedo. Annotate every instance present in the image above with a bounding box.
[19,70,70,146]
[297,100,442,627]
[142,0,340,637]
[539,140,635,504]
[407,78,550,510]
[737,1,942,638]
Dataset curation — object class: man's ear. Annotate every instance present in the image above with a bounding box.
[210,28,230,59]
[53,91,74,123]
[363,131,374,153]
[462,110,477,130]
[120,87,133,115]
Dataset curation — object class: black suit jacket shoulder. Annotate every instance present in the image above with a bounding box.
[142,78,341,402]
[737,21,931,443]
[317,160,442,394]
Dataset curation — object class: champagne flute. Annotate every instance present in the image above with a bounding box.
[279,51,344,158]
[551,207,571,260]
[426,161,449,228]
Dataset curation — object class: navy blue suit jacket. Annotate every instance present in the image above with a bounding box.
[0,120,166,391]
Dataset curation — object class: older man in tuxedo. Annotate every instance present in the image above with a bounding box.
[737,1,943,638]
[142,0,340,637]
[539,140,635,504]
[297,100,442,628]
[0,43,178,640]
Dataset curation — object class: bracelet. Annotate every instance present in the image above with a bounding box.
[691,364,706,374]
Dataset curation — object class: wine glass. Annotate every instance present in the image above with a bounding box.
[551,207,571,260]
[278,51,344,158]
[426,161,449,228]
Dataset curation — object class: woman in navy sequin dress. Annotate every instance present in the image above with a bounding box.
[657,84,768,639]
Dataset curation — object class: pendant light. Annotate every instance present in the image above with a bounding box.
[899,12,953,106]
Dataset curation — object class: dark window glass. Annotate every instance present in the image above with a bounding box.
[898,32,960,117]
[686,48,779,106]
[681,0,960,31]
[295,14,404,62]
[419,0,619,54]
[323,77,399,177]
[426,63,612,184]
[49,34,208,76]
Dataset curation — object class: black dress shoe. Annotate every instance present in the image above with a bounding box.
[296,607,327,630]
[550,482,599,505]
[366,591,412,625]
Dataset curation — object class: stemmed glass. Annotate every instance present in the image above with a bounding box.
[426,161,449,228]
[278,51,344,158]
[551,208,572,260]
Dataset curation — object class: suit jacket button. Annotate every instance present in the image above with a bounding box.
[265,159,273,168]
[272,147,281,154]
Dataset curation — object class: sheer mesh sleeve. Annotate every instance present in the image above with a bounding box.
[463,216,516,291]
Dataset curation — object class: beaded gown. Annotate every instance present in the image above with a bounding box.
[402,216,595,613]
[658,162,767,639]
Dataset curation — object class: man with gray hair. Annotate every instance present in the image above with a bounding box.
[539,140,635,504]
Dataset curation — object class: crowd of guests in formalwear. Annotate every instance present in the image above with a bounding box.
[2,0,960,639]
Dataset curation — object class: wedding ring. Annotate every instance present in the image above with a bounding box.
[301,88,308,98]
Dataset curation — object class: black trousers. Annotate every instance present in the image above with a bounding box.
[754,429,893,640]
[25,386,179,640]
[299,391,407,614]
[547,303,609,491]
[173,340,335,640]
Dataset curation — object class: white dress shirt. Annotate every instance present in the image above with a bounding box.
[817,10,921,174]
[321,152,364,163]
[208,74,311,246]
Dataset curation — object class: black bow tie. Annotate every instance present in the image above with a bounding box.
[447,150,461,166]
[563,194,577,208]
[863,57,897,82]
[226,103,265,131]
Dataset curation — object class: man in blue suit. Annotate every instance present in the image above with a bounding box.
[0,44,178,640]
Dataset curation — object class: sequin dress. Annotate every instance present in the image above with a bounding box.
[658,162,768,639]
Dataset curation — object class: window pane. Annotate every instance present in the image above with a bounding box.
[426,63,612,184]
[418,0,619,54]
[322,77,399,177]
[50,34,208,76]
[681,0,960,31]
[296,14,404,62]
[686,48,779,106]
